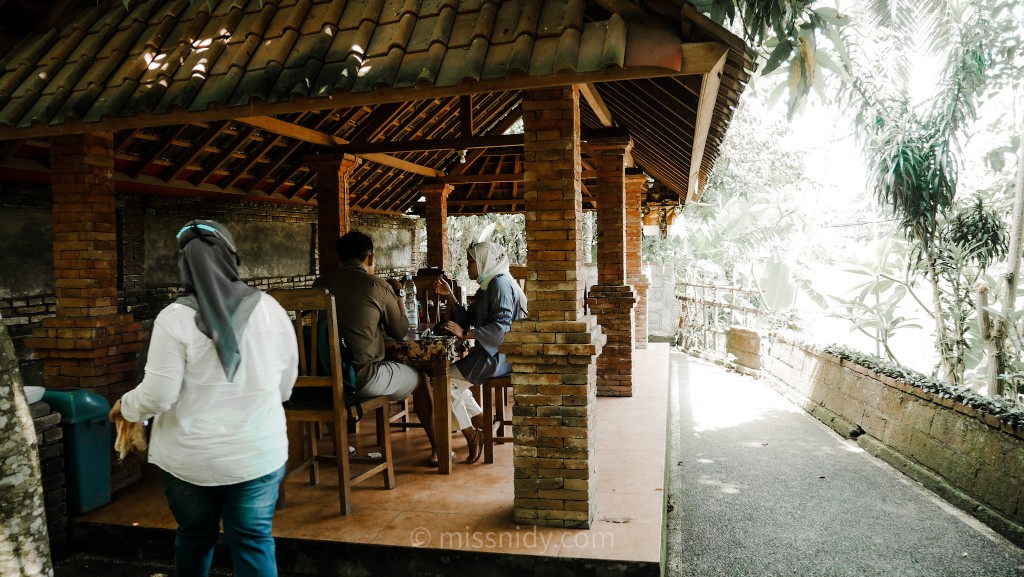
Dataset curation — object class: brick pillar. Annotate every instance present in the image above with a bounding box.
[625,171,649,349]
[422,183,452,270]
[587,137,637,397]
[501,86,605,529]
[25,132,146,402]
[307,153,360,274]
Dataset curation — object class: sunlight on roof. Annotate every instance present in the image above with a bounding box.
[146,52,167,71]
[192,37,213,54]
[192,58,209,79]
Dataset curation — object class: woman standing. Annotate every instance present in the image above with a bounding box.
[109,220,298,577]
[433,242,527,464]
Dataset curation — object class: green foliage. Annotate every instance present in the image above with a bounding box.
[445,214,526,287]
[692,0,852,118]
[941,196,1009,268]
[824,344,1024,426]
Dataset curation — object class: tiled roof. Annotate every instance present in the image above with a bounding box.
[0,0,630,131]
[0,0,755,211]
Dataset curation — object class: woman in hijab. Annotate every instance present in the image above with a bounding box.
[108,220,298,577]
[433,242,527,464]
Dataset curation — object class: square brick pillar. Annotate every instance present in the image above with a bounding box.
[501,86,605,529]
[421,183,452,270]
[587,136,637,397]
[25,132,146,402]
[625,171,649,349]
[307,153,360,274]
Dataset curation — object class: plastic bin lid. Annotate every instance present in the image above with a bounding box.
[42,389,111,424]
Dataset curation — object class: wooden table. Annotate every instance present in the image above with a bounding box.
[385,331,471,474]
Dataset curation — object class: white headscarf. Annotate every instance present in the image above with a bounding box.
[468,242,507,289]
[468,242,527,308]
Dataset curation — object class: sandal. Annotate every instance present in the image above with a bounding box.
[466,428,484,464]
[427,451,456,468]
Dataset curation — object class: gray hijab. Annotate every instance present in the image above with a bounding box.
[174,220,261,382]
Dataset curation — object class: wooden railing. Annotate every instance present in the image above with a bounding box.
[677,281,761,354]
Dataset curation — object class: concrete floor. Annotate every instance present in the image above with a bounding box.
[664,352,1024,577]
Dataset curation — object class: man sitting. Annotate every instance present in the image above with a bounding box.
[313,231,440,466]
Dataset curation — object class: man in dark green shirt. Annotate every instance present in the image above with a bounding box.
[313,231,439,466]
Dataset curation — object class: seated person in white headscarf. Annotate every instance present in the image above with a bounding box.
[433,242,527,464]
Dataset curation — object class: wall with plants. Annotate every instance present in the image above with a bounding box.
[762,332,1024,546]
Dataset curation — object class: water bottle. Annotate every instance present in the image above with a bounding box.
[403,275,419,330]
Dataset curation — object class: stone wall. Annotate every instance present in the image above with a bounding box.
[726,326,761,370]
[645,264,677,341]
[762,333,1024,545]
[31,400,67,559]
[0,185,57,388]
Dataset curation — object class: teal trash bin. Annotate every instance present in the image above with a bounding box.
[42,389,112,514]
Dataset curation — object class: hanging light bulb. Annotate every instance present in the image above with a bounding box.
[457,149,467,163]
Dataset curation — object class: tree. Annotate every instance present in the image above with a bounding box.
[0,319,54,577]
[837,0,1005,386]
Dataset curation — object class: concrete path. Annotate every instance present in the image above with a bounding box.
[664,353,1024,577]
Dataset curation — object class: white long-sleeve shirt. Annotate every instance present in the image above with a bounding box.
[121,294,298,486]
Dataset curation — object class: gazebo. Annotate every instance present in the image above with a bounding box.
[0,0,753,533]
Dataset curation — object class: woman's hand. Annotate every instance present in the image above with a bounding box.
[108,398,123,423]
[433,276,453,297]
[443,321,464,338]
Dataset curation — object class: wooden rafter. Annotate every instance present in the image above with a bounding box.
[165,121,228,182]
[191,125,257,186]
[131,124,187,179]
[338,134,522,155]
[236,116,444,178]
[578,83,614,128]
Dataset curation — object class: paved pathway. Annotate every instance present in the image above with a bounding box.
[665,353,1024,577]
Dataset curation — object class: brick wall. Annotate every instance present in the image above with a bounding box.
[504,86,604,529]
[762,333,1024,545]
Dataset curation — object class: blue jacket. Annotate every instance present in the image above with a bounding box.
[451,273,527,385]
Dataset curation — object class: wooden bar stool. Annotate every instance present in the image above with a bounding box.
[481,376,513,463]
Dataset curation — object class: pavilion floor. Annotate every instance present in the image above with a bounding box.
[72,344,672,575]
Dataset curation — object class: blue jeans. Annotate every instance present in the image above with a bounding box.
[162,465,285,577]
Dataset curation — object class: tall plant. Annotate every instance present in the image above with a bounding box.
[839,0,998,385]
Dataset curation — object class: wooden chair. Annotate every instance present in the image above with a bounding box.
[269,288,395,515]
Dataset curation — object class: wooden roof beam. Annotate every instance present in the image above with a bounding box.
[236,116,444,178]
[686,48,728,204]
[338,134,523,155]
[577,83,614,128]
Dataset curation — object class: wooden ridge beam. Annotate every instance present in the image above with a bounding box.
[236,116,444,178]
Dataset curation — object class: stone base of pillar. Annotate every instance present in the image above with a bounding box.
[26,314,147,399]
[502,316,605,528]
[630,276,650,349]
[586,285,637,397]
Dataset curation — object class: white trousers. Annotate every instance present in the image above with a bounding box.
[450,366,482,431]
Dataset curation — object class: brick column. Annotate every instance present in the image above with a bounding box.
[625,171,649,349]
[26,132,146,402]
[421,183,452,270]
[307,153,360,274]
[587,137,637,397]
[501,86,604,529]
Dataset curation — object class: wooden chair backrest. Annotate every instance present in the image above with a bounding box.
[268,288,344,400]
